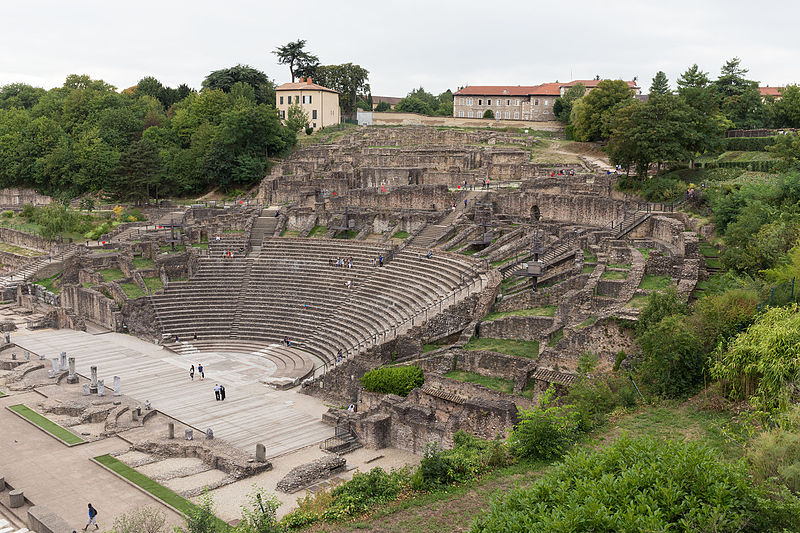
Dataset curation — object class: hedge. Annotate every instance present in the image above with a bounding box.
[360,365,424,396]
[725,136,777,151]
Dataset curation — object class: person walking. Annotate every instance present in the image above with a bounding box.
[198,363,204,380]
[220,384,226,401]
[214,384,221,401]
[190,365,195,381]
[83,504,99,531]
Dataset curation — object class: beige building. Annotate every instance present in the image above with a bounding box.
[453,79,640,122]
[275,78,340,131]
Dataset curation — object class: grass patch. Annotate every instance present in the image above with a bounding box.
[142,277,163,293]
[308,225,328,237]
[583,249,597,262]
[444,370,514,394]
[35,272,62,294]
[98,268,125,282]
[119,282,145,299]
[93,454,211,518]
[463,337,539,358]
[482,306,557,322]
[577,316,597,329]
[626,293,650,308]
[607,262,631,270]
[600,269,628,280]
[639,274,673,291]
[8,404,84,445]
[547,329,564,347]
[132,258,154,269]
[392,230,410,239]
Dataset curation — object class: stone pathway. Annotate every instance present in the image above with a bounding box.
[10,329,332,458]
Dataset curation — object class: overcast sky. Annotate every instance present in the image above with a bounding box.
[2,0,799,97]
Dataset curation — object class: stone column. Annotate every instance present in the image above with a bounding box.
[67,357,78,384]
[255,443,266,462]
[97,379,105,397]
[89,365,98,393]
[59,351,67,371]
[168,422,175,439]
[113,376,121,396]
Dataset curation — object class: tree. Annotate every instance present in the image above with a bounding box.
[272,39,319,83]
[482,109,494,119]
[310,63,370,115]
[374,101,391,112]
[285,103,309,134]
[552,83,585,124]
[649,71,670,95]
[202,65,275,105]
[570,80,634,141]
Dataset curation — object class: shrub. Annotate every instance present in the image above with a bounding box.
[412,431,511,490]
[472,436,800,533]
[711,304,800,412]
[507,388,581,460]
[360,365,424,396]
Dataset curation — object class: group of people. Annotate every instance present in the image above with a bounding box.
[329,256,354,268]
[213,383,226,401]
[189,363,204,380]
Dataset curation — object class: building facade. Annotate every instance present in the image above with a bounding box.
[275,78,340,131]
[453,80,640,121]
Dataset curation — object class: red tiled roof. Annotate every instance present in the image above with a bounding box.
[759,86,783,97]
[276,79,338,94]
[455,79,638,97]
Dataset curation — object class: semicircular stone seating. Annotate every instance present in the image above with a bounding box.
[151,237,485,382]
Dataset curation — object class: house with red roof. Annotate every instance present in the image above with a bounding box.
[453,80,640,121]
[276,78,340,131]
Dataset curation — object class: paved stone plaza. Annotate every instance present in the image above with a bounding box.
[11,328,333,458]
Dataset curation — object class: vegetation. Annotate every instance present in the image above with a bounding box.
[473,435,800,532]
[9,404,84,445]
[360,365,424,396]
[463,337,539,358]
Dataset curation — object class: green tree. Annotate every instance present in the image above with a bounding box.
[202,65,275,105]
[310,63,370,115]
[649,71,670,95]
[570,79,634,141]
[272,39,319,82]
[284,103,309,134]
[552,83,585,124]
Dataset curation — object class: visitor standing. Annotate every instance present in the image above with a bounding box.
[83,504,99,531]
[214,384,221,401]
[189,365,195,381]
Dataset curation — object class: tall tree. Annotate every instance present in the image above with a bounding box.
[202,65,275,105]
[310,63,370,115]
[272,39,319,82]
[570,80,634,141]
[650,71,670,95]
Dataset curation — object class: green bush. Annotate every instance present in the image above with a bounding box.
[360,365,424,396]
[412,431,511,490]
[726,136,777,152]
[507,389,581,460]
[472,435,800,533]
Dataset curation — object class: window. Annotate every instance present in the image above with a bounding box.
[312,109,317,119]
[505,111,510,119]
[279,96,284,105]
[487,99,492,105]
[514,111,519,119]
[468,110,473,117]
